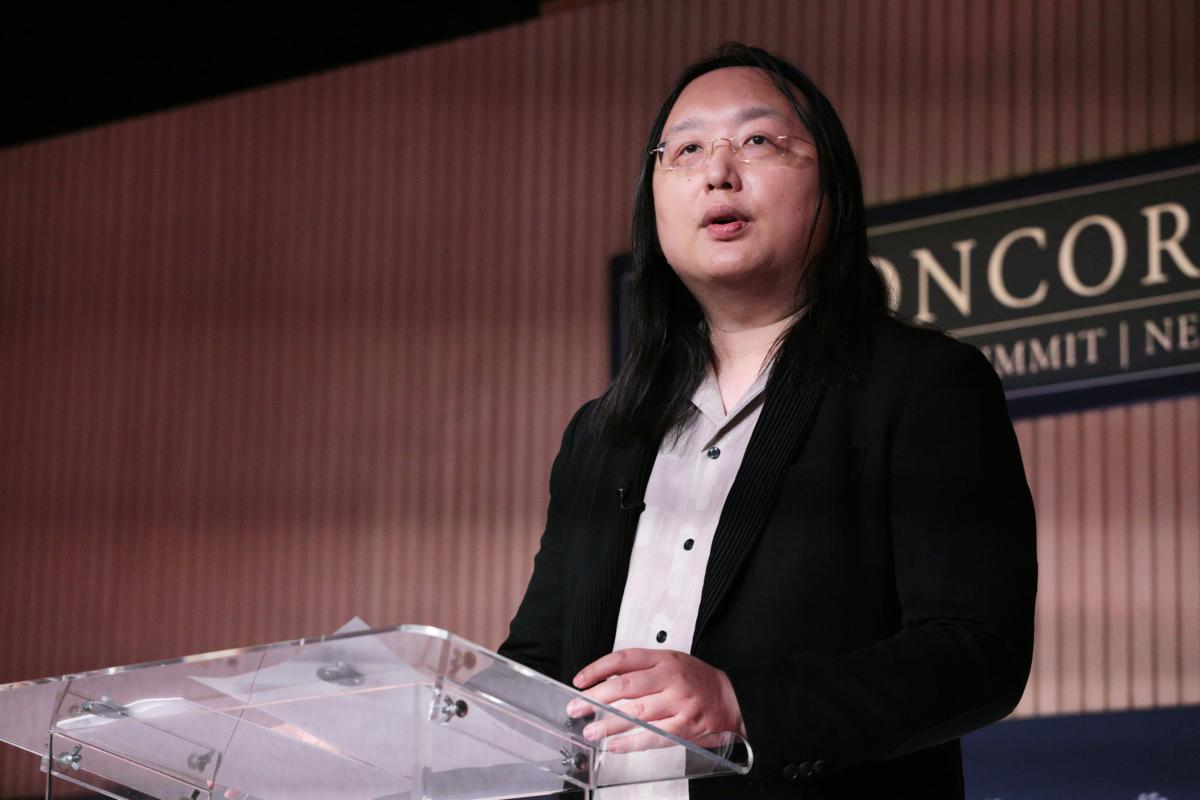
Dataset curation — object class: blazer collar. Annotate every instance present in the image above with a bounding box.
[566,377,824,670]
[695,377,824,640]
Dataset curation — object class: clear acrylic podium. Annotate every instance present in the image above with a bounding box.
[0,624,752,799]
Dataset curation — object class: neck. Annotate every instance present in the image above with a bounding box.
[708,310,796,379]
[687,277,804,411]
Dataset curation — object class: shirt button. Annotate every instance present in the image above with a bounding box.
[655,630,667,643]
[683,538,694,551]
[706,446,721,460]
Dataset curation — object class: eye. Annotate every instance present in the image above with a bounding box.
[741,133,779,151]
[740,133,788,162]
[671,141,707,167]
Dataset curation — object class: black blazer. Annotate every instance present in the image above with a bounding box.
[500,319,1037,799]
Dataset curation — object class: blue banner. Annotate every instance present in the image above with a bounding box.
[962,705,1200,800]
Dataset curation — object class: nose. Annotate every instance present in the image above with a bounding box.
[705,138,742,192]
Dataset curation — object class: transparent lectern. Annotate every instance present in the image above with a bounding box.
[0,624,752,799]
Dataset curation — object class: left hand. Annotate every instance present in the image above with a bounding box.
[565,648,746,752]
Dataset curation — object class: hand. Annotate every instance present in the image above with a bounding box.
[565,648,746,753]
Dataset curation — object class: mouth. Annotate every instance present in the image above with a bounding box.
[702,205,750,240]
[701,205,749,227]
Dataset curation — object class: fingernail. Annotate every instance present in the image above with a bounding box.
[572,674,584,688]
[582,724,598,740]
[566,700,582,717]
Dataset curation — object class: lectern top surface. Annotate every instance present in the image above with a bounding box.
[0,623,751,799]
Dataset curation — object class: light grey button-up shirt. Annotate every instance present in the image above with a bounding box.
[599,365,771,799]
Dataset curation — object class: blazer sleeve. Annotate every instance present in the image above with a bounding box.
[724,341,1038,791]
[497,401,593,680]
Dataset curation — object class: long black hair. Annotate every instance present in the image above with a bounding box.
[595,42,888,443]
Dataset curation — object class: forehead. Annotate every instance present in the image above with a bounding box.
[662,67,802,136]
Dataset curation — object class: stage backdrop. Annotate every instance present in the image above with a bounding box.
[2,0,1198,795]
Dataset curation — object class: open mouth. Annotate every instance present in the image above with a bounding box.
[702,205,749,227]
[702,206,750,240]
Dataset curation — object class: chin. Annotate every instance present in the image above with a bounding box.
[700,257,768,283]
[682,269,769,296]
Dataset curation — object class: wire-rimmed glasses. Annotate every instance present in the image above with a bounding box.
[650,133,810,172]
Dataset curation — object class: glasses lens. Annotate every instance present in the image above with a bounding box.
[739,135,787,164]
[665,141,708,170]
[658,136,797,170]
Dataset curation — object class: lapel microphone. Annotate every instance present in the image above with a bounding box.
[617,484,646,512]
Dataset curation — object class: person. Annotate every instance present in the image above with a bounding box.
[499,42,1037,799]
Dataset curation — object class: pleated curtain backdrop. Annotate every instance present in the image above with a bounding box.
[1,0,1198,795]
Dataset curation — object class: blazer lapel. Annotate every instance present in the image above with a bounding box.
[694,379,825,641]
[564,436,657,675]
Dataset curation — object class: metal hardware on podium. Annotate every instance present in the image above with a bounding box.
[187,750,215,772]
[316,662,364,686]
[436,695,469,722]
[565,711,594,732]
[82,697,127,717]
[559,747,588,771]
[55,744,83,771]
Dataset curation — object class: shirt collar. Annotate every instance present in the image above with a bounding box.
[691,360,773,430]
[690,306,807,428]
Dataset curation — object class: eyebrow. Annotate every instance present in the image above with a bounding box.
[663,105,793,139]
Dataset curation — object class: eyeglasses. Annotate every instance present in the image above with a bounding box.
[650,133,810,172]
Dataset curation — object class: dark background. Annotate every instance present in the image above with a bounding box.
[0,3,541,149]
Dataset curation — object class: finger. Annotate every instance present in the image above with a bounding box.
[565,676,645,719]
[584,713,636,739]
[605,717,732,754]
[567,669,665,718]
[606,726,682,754]
[579,694,673,740]
[579,669,663,708]
[565,698,599,718]
[572,648,663,688]
[614,724,744,753]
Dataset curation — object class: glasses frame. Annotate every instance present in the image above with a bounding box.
[649,134,810,172]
